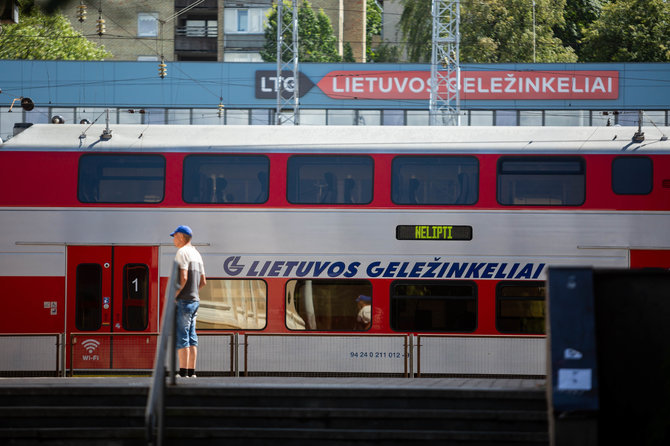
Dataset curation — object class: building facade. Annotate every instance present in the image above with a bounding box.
[59,0,368,62]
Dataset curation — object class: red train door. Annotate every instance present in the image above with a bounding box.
[630,249,670,269]
[66,246,159,372]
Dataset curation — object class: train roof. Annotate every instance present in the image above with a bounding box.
[2,124,670,153]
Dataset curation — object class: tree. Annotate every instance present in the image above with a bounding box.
[552,0,603,59]
[342,42,355,62]
[399,0,577,63]
[580,0,670,62]
[365,0,381,61]
[261,0,341,62]
[0,2,111,60]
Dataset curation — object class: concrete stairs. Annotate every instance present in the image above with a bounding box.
[0,378,548,446]
[163,383,548,446]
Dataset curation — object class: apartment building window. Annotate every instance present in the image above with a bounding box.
[185,20,218,37]
[224,8,268,34]
[138,13,159,37]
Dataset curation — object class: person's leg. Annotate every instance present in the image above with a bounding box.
[178,347,190,371]
[187,346,197,369]
[187,301,199,376]
[175,301,191,377]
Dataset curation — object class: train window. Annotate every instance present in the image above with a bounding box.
[286,279,373,331]
[122,264,149,331]
[183,155,270,203]
[497,157,585,206]
[612,157,653,195]
[75,264,102,331]
[391,156,478,205]
[287,156,373,204]
[78,154,165,203]
[496,282,545,334]
[390,281,477,332]
[197,279,267,330]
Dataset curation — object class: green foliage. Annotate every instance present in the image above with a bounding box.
[0,5,111,60]
[342,42,355,62]
[400,0,577,63]
[580,0,670,61]
[261,0,341,63]
[552,0,603,58]
[369,42,402,63]
[366,0,382,61]
[398,0,432,62]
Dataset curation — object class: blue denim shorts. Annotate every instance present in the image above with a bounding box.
[175,299,199,349]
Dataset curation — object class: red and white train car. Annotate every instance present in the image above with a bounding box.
[1,124,669,376]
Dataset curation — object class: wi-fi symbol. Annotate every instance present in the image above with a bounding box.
[82,339,100,354]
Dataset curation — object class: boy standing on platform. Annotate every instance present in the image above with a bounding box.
[170,225,206,378]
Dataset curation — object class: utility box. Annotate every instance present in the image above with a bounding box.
[547,268,670,446]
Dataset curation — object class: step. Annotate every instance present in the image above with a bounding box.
[165,406,547,432]
[163,426,549,446]
[0,406,145,428]
[0,427,146,446]
[164,386,547,411]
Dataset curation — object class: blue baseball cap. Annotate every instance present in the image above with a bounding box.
[356,295,371,303]
[170,225,193,237]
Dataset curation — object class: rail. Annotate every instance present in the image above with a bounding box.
[145,260,179,446]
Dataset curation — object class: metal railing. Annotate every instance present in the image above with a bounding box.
[68,332,159,375]
[0,333,64,377]
[0,331,547,379]
[145,260,179,446]
[175,26,217,37]
[242,333,411,377]
[416,334,546,378]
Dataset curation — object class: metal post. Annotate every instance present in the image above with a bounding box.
[275,0,299,125]
[59,332,66,377]
[429,0,461,126]
[409,334,414,378]
[234,332,239,377]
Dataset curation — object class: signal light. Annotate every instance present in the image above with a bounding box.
[218,102,224,118]
[77,3,87,22]
[158,61,167,79]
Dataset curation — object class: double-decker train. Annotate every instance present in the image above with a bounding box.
[1,123,669,376]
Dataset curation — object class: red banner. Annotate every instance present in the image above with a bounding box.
[316,70,619,100]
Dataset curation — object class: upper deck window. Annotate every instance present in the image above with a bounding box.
[392,156,478,205]
[497,156,585,206]
[183,155,270,204]
[78,155,165,203]
[287,155,373,204]
[612,156,653,195]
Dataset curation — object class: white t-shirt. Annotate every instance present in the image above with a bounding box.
[174,244,205,301]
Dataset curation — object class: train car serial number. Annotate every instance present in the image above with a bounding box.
[349,351,404,359]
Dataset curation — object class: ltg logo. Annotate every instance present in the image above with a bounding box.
[81,339,100,361]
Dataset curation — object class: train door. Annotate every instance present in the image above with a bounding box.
[66,246,159,372]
